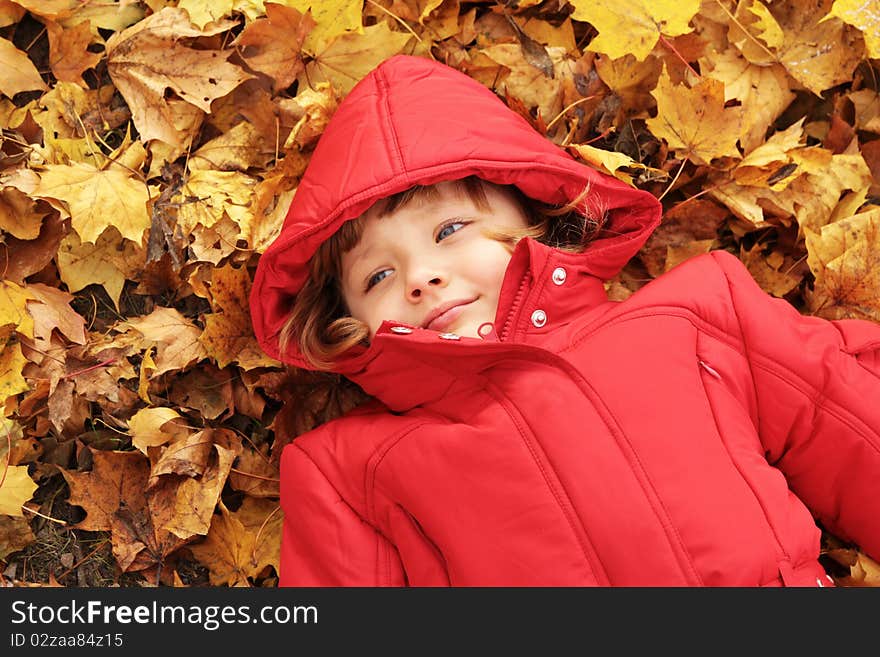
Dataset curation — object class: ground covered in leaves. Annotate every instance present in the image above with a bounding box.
[1,0,879,586]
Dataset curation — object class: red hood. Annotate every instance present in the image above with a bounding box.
[250,55,661,370]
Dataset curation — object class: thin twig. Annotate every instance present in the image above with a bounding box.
[658,158,688,201]
[546,95,597,131]
[365,0,422,42]
[21,505,66,525]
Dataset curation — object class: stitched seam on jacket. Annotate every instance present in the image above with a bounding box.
[748,357,880,454]
[484,380,607,585]
[293,442,394,585]
[376,68,406,175]
[366,420,440,584]
[695,357,790,565]
[550,356,704,585]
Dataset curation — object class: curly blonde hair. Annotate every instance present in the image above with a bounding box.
[279,176,601,369]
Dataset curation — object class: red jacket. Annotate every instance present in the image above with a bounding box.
[250,55,880,586]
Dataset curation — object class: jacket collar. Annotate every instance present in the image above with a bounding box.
[342,238,611,412]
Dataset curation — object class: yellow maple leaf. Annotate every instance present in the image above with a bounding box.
[826,0,880,58]
[0,343,30,405]
[178,0,234,28]
[287,0,363,53]
[32,163,151,245]
[303,21,414,95]
[128,407,190,455]
[805,207,880,322]
[569,143,667,186]
[189,500,258,586]
[0,37,47,98]
[105,7,251,145]
[0,464,38,516]
[199,264,281,370]
[0,280,36,339]
[174,169,257,238]
[569,0,701,62]
[646,67,743,165]
[699,48,795,154]
[56,229,139,311]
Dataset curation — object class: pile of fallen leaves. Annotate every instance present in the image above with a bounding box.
[1,0,878,587]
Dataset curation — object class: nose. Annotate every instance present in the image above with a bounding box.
[407,268,446,300]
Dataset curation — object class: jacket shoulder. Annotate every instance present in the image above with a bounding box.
[281,399,427,510]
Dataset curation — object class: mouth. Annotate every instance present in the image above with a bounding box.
[421,298,477,332]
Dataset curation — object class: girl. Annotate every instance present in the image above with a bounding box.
[250,55,880,586]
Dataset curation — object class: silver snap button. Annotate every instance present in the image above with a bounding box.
[551,267,567,285]
[531,309,547,328]
[438,332,460,340]
[390,326,413,334]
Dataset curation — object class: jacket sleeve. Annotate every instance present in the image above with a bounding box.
[277,439,406,586]
[711,250,880,560]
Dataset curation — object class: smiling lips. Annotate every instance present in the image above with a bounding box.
[422,298,477,332]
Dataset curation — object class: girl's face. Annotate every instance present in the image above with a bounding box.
[340,182,530,338]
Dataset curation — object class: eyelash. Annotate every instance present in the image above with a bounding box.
[363,220,469,292]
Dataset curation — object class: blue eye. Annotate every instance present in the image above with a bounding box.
[366,269,391,291]
[437,221,465,242]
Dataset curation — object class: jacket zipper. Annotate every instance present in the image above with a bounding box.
[498,272,531,342]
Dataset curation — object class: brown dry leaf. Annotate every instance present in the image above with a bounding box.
[740,243,801,298]
[0,464,38,516]
[189,500,258,586]
[25,283,87,347]
[805,206,880,321]
[150,428,240,540]
[200,263,281,370]
[151,431,215,479]
[849,89,880,134]
[480,43,575,123]
[31,162,151,245]
[0,514,35,560]
[236,496,282,577]
[62,449,151,532]
[121,307,208,377]
[594,53,662,119]
[0,187,45,240]
[44,19,103,87]
[229,445,279,498]
[0,214,66,286]
[167,365,235,420]
[303,21,414,95]
[105,7,251,145]
[0,37,48,98]
[234,3,315,93]
[647,67,743,165]
[570,0,702,61]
